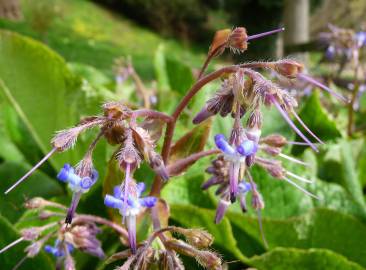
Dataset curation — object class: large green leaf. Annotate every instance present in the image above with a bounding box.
[0,214,54,270]
[248,247,363,270]
[165,57,194,96]
[0,30,82,168]
[162,169,215,209]
[339,140,366,208]
[228,208,366,268]
[169,204,248,263]
[0,161,63,223]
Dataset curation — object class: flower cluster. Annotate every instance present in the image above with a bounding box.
[320,24,366,63]
[0,25,341,270]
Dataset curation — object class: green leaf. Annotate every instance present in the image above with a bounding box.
[170,204,248,263]
[169,120,212,163]
[0,30,82,168]
[248,247,364,270]
[0,161,63,223]
[339,140,366,208]
[357,139,366,188]
[0,214,54,269]
[228,208,366,268]
[165,57,194,96]
[162,172,215,209]
[292,90,342,155]
[154,44,170,91]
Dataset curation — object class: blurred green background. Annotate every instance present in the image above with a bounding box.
[0,0,366,269]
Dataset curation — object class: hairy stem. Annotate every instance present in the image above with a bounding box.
[73,214,128,241]
[166,149,221,176]
[132,109,173,123]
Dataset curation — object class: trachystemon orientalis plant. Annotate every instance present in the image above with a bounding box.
[1,26,345,270]
[319,24,365,136]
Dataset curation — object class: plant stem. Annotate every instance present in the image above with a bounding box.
[132,109,173,123]
[347,65,360,137]
[73,214,128,240]
[167,149,221,176]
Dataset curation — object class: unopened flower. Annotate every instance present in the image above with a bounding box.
[64,223,104,258]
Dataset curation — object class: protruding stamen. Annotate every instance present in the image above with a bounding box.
[287,141,321,146]
[283,177,319,199]
[123,164,131,217]
[247,27,285,41]
[12,255,27,270]
[65,192,82,224]
[291,109,324,145]
[297,73,349,103]
[256,210,268,249]
[286,171,313,183]
[279,153,309,166]
[271,97,318,152]
[126,215,137,254]
[229,162,240,202]
[0,237,24,254]
[5,148,57,194]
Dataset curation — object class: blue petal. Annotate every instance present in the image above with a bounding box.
[139,197,157,208]
[80,177,94,190]
[237,140,257,156]
[113,186,122,198]
[44,245,54,254]
[136,182,146,197]
[57,165,72,182]
[215,135,235,155]
[104,195,123,209]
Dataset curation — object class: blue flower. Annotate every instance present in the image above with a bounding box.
[214,134,257,159]
[104,182,157,216]
[104,182,157,254]
[214,134,257,201]
[57,164,98,193]
[44,240,73,258]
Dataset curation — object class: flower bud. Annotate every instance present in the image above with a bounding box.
[228,27,248,53]
[24,197,48,209]
[263,146,281,156]
[215,199,230,224]
[252,192,265,210]
[273,60,304,79]
[260,134,287,147]
[196,250,222,270]
[267,163,285,178]
[21,228,41,241]
[25,241,42,257]
[175,228,214,249]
